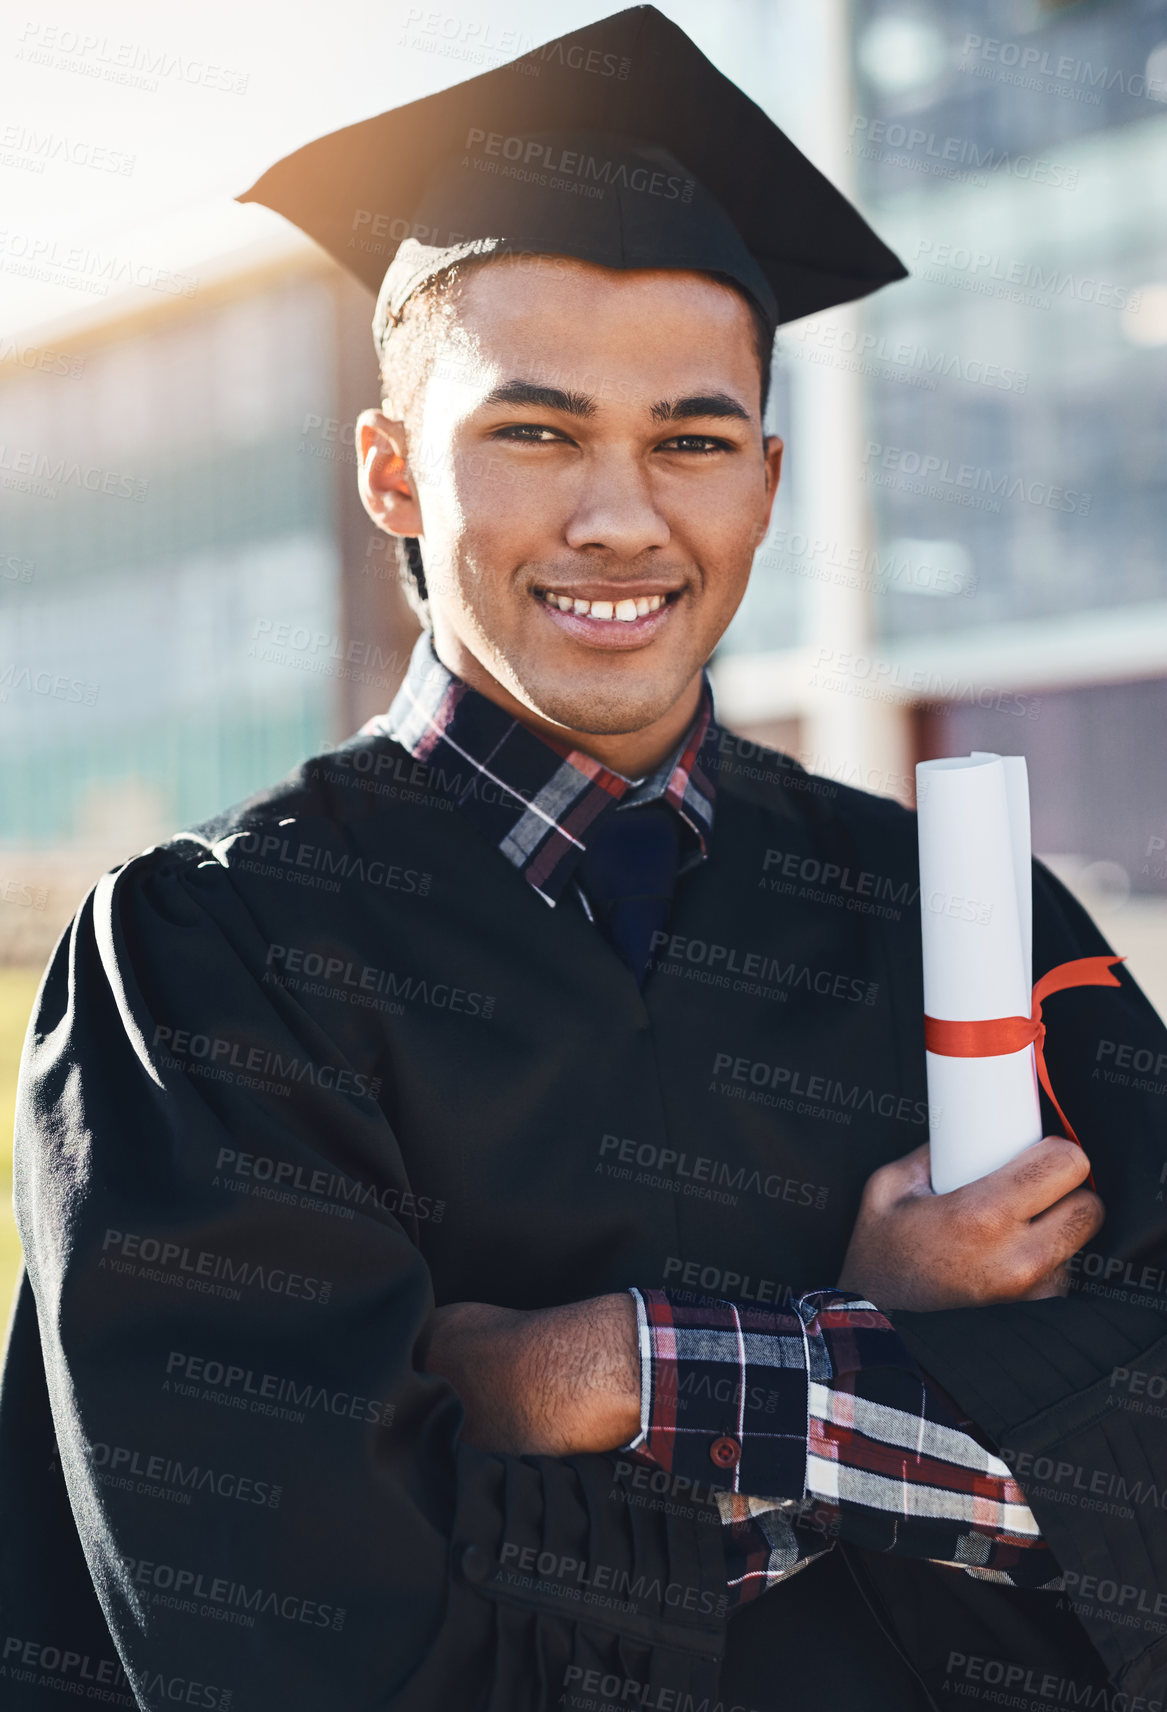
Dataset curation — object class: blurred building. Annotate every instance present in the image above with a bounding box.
[719,0,1167,887]
[713,0,1167,1010]
[0,238,419,961]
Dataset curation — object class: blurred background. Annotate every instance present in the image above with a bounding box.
[3,0,1167,1319]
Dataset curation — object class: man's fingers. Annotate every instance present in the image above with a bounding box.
[1022,1186,1106,1284]
[971,1135,1094,1222]
[866,1143,933,1207]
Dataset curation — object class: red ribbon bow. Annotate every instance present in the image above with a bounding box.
[924,954,1126,1183]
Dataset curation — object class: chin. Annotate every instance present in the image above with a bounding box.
[518,679,676,738]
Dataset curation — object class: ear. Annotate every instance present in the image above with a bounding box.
[755,434,785,542]
[356,410,423,537]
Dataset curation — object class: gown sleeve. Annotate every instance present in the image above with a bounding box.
[885,856,1167,1693]
[12,842,728,1712]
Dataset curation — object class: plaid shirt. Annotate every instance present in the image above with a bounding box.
[625,1287,1058,1608]
[371,632,1057,1609]
[367,630,717,908]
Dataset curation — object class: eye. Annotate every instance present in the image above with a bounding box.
[489,423,571,444]
[658,434,735,454]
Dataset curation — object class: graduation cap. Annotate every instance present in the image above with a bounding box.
[238,3,907,347]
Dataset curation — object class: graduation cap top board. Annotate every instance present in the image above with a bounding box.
[238,4,907,347]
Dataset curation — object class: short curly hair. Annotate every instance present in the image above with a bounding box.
[375,257,775,625]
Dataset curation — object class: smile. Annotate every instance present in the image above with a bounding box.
[532,584,683,647]
[535,588,679,622]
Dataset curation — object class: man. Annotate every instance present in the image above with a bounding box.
[3,8,1167,1709]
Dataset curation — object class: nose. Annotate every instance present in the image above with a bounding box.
[563,450,671,559]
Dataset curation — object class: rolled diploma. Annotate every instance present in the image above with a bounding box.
[917,753,1043,1193]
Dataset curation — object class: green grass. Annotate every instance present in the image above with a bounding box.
[1,968,42,1326]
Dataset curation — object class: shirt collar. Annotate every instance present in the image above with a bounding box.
[363,630,719,906]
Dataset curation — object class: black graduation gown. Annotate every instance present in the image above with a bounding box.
[3,726,1167,1710]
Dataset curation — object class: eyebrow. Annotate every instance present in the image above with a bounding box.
[481,380,596,417]
[481,379,751,424]
[650,392,751,424]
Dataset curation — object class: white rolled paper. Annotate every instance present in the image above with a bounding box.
[916,753,1043,1193]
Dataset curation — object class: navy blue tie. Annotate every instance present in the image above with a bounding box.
[574,801,681,987]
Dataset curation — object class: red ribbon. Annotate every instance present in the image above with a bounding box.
[924,954,1126,1182]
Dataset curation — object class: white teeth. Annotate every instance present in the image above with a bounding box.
[542,589,672,619]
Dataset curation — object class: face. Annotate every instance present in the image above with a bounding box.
[358,256,783,762]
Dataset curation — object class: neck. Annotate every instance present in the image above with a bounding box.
[430,630,703,778]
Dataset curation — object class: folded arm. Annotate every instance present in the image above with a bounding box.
[425,1136,1104,1609]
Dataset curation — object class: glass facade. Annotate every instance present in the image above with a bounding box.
[724,0,1167,650]
[0,272,341,843]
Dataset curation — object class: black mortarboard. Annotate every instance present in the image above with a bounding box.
[238,4,906,347]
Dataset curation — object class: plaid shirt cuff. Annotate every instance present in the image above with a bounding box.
[621,1284,812,1498]
[622,1285,1056,1610]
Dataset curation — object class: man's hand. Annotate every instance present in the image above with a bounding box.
[837,1137,1106,1311]
[420,1293,641,1456]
